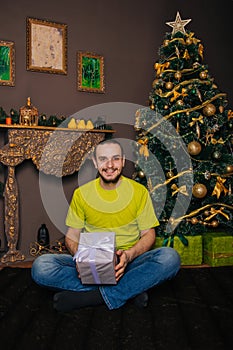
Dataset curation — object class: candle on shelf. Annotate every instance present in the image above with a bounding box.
[6,117,12,125]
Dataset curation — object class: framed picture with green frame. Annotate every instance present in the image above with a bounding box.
[77,51,105,93]
[0,40,15,86]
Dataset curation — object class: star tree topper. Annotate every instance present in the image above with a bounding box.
[166,11,191,36]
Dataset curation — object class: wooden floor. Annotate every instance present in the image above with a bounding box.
[0,266,233,350]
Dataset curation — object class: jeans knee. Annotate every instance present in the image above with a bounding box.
[31,254,53,282]
[157,246,181,271]
[31,255,42,281]
[167,247,181,268]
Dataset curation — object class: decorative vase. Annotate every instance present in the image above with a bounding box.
[37,224,50,247]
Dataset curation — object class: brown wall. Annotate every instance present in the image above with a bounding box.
[0,0,232,259]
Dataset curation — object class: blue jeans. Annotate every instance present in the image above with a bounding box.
[31,247,180,310]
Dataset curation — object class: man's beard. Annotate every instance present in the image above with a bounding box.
[98,171,122,184]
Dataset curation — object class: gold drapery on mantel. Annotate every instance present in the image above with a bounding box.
[0,125,114,263]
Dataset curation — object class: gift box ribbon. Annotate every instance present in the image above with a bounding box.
[204,250,233,259]
[89,248,101,284]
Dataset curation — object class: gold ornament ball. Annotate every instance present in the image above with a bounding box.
[165,81,173,90]
[187,141,202,155]
[174,71,182,80]
[164,105,169,110]
[226,165,233,173]
[192,183,208,198]
[191,217,199,225]
[152,79,159,88]
[203,103,216,116]
[150,104,155,110]
[204,210,210,217]
[193,62,200,69]
[228,121,233,129]
[204,170,211,180]
[176,99,184,106]
[166,171,174,179]
[199,71,208,79]
[138,170,145,178]
[212,150,222,160]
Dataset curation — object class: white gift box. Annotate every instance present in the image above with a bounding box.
[74,231,116,285]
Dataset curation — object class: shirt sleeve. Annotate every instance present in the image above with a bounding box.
[65,189,85,229]
[136,189,159,231]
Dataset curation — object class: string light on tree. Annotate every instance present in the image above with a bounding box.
[165,82,173,90]
[199,71,208,80]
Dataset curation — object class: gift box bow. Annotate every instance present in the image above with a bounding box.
[163,232,189,248]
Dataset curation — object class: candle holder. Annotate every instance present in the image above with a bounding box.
[19,97,38,126]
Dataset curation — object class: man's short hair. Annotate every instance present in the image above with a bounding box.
[93,139,124,159]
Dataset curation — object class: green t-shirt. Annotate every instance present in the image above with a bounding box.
[66,176,159,250]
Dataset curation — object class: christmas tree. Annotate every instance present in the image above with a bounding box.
[134,12,233,245]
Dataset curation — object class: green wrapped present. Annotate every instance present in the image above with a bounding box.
[203,232,233,267]
[154,235,203,266]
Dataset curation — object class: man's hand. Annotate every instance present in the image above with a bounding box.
[114,228,156,282]
[75,262,81,279]
[115,250,130,282]
[65,227,81,255]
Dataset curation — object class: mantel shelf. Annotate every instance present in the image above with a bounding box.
[0,123,115,133]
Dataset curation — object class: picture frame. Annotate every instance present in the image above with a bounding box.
[0,40,15,86]
[77,51,105,93]
[26,17,67,75]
